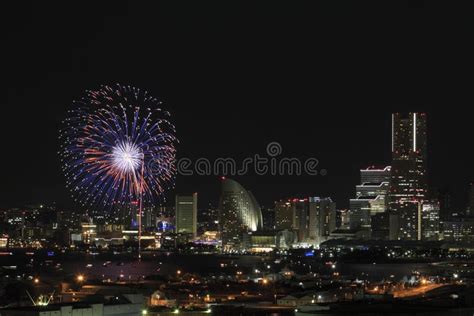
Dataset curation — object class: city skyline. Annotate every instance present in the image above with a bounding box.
[0,111,471,214]
[2,2,473,212]
[2,3,474,315]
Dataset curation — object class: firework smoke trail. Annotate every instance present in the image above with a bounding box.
[59,84,178,208]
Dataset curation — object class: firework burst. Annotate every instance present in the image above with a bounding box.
[59,84,178,207]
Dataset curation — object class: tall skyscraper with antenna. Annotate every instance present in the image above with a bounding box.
[389,113,428,240]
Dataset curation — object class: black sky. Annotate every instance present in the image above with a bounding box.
[1,1,473,211]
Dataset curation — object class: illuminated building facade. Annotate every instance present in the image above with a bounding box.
[371,212,390,240]
[308,197,336,245]
[389,113,428,240]
[81,222,97,245]
[443,219,474,242]
[244,231,277,252]
[350,196,385,230]
[275,197,335,245]
[218,178,262,248]
[337,209,350,229]
[360,166,391,184]
[421,201,440,240]
[349,166,391,233]
[275,201,293,230]
[175,193,198,238]
[292,199,309,241]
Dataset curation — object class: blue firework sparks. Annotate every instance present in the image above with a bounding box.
[59,84,178,207]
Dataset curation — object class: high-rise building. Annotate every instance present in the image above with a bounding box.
[349,166,391,231]
[360,166,391,184]
[175,193,198,238]
[275,201,293,230]
[389,113,428,240]
[337,209,350,230]
[143,207,157,229]
[197,205,219,233]
[275,197,335,245]
[308,197,336,245]
[114,203,137,228]
[371,212,390,240]
[421,201,440,240]
[349,196,386,230]
[292,199,309,241]
[218,178,262,249]
[443,219,474,242]
[261,208,276,230]
[397,201,422,240]
[437,186,453,220]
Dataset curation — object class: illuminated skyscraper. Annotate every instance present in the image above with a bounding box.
[389,112,428,240]
[292,199,309,241]
[275,197,335,245]
[360,166,391,184]
[421,201,440,240]
[218,178,262,249]
[349,166,391,232]
[275,201,293,230]
[175,193,198,238]
[308,197,336,245]
[143,207,157,229]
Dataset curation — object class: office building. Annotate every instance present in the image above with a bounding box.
[443,219,474,242]
[292,198,309,241]
[389,113,428,240]
[262,208,276,230]
[175,193,198,238]
[349,166,391,231]
[308,197,336,245]
[421,201,440,240]
[275,201,294,230]
[275,197,336,245]
[371,212,390,240]
[437,186,453,220]
[337,209,350,230]
[360,165,391,184]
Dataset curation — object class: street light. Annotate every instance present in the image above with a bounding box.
[77,274,84,282]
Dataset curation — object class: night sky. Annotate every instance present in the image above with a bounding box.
[1,2,473,211]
